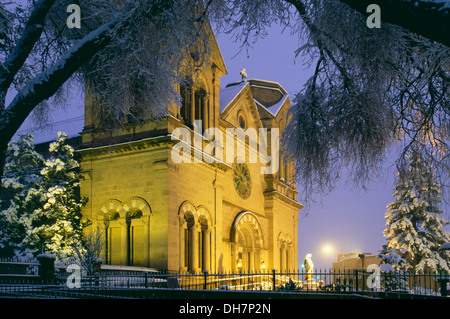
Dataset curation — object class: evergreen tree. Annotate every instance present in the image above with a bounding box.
[378,244,405,273]
[0,132,87,259]
[0,133,44,257]
[384,150,450,273]
[377,245,408,291]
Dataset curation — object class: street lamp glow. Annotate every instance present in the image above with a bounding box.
[323,244,333,254]
[322,244,343,256]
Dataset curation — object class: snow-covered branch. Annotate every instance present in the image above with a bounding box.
[0,0,56,105]
[2,17,119,145]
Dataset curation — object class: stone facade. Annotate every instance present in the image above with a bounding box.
[78,33,303,273]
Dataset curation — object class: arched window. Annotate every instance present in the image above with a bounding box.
[198,215,211,272]
[194,88,207,133]
[104,211,120,265]
[126,209,143,266]
[180,78,193,126]
[98,197,151,267]
[179,77,209,132]
[183,213,196,272]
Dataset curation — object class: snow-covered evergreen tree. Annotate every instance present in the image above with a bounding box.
[384,150,450,273]
[0,133,44,257]
[378,244,405,273]
[0,132,87,259]
[377,245,408,291]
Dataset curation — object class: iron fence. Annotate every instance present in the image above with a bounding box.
[0,257,39,276]
[0,259,449,298]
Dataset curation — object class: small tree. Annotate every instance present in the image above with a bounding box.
[384,150,450,274]
[0,132,87,259]
[377,245,408,291]
[72,226,105,276]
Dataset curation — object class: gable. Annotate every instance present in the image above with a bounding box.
[219,82,263,132]
[219,79,291,131]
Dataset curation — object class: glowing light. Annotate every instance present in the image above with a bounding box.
[237,259,243,270]
[324,246,330,254]
[260,260,266,271]
[322,244,343,256]
[323,244,333,254]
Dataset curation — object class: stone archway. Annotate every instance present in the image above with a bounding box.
[97,197,151,266]
[178,201,213,273]
[231,212,264,272]
[120,197,151,266]
[278,232,293,272]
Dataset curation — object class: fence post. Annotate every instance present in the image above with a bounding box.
[143,272,147,288]
[354,269,359,292]
[438,278,448,297]
[37,254,56,283]
[272,269,276,291]
[203,271,208,290]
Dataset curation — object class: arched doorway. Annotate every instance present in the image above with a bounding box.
[231,212,264,272]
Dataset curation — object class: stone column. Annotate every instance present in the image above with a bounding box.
[213,177,223,272]
[143,216,150,267]
[202,227,211,272]
[180,219,187,271]
[190,87,195,126]
[190,224,200,272]
[119,217,128,266]
[202,95,208,132]
[280,244,286,272]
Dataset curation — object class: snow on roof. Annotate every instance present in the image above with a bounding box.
[219,81,248,112]
[253,95,288,117]
[263,94,289,116]
[219,79,289,116]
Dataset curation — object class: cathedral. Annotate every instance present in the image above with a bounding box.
[78,31,303,273]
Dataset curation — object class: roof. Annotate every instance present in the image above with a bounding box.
[219,79,289,117]
[219,81,247,113]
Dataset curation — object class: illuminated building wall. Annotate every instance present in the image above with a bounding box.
[78,33,302,272]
